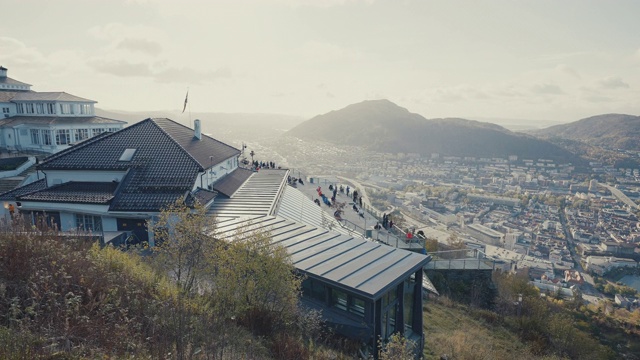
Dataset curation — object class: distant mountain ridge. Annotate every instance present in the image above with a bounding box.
[527,114,640,151]
[286,99,581,162]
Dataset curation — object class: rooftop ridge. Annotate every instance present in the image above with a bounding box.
[150,118,206,171]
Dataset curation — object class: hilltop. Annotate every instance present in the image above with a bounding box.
[528,114,640,151]
[286,100,581,163]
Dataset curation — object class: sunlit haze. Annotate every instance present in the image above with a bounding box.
[2,0,639,125]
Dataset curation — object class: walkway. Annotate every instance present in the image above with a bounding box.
[292,174,425,251]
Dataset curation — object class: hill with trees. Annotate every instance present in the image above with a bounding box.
[528,114,640,151]
[286,100,582,163]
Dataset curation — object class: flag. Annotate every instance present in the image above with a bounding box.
[182,90,189,113]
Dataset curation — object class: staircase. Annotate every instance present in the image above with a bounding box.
[0,177,24,194]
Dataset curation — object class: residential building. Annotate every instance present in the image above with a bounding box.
[0,66,125,154]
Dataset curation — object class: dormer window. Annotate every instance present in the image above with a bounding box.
[119,148,137,162]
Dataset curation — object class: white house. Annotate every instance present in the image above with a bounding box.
[0,118,243,245]
[0,66,125,154]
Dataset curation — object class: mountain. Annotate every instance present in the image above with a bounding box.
[286,99,581,162]
[527,114,640,151]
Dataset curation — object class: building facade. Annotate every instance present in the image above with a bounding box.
[0,66,125,154]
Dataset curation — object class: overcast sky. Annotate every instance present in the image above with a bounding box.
[1,0,639,125]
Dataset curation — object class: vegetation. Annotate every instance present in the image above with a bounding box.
[423,271,640,359]
[0,203,354,359]
[287,99,581,163]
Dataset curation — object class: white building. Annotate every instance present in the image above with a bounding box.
[585,256,638,275]
[0,66,125,154]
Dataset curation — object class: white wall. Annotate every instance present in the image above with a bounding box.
[195,156,238,190]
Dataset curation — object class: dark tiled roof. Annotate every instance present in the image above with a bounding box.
[0,116,126,127]
[186,188,218,207]
[153,118,240,169]
[16,181,117,204]
[37,118,240,212]
[0,178,47,201]
[212,167,254,197]
[11,91,94,102]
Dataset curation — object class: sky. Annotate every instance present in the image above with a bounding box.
[1,0,639,126]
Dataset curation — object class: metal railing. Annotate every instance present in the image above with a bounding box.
[425,249,497,270]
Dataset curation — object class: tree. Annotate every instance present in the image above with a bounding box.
[378,333,416,360]
[152,200,216,294]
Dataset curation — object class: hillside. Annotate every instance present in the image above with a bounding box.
[286,100,581,163]
[529,114,640,151]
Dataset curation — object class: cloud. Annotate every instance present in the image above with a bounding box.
[116,38,163,56]
[278,0,375,7]
[555,64,581,79]
[295,41,365,63]
[91,60,154,77]
[0,37,46,67]
[154,67,231,84]
[89,23,163,41]
[531,83,564,95]
[597,76,629,89]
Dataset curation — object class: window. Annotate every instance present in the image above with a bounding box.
[55,129,70,145]
[30,129,40,144]
[36,103,44,114]
[403,277,416,334]
[302,278,326,303]
[331,288,348,311]
[74,129,88,142]
[118,148,137,161]
[25,103,34,114]
[42,130,52,145]
[107,128,119,132]
[92,128,105,136]
[47,103,56,114]
[79,104,92,115]
[3,107,10,114]
[349,296,366,318]
[59,103,74,114]
[16,103,24,114]
[75,214,102,232]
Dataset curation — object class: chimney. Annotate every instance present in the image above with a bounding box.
[0,66,7,78]
[194,119,201,140]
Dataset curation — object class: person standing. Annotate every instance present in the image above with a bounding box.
[8,203,15,219]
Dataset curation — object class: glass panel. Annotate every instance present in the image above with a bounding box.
[404,278,415,334]
[349,296,365,317]
[331,288,347,311]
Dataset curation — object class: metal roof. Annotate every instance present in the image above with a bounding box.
[208,169,287,218]
[276,184,354,236]
[212,167,254,197]
[207,169,430,299]
[211,215,430,299]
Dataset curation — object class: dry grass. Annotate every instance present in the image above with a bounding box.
[423,298,563,360]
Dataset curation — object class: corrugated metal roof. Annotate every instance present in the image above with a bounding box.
[212,167,254,197]
[210,215,430,299]
[276,184,354,236]
[208,169,287,218]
